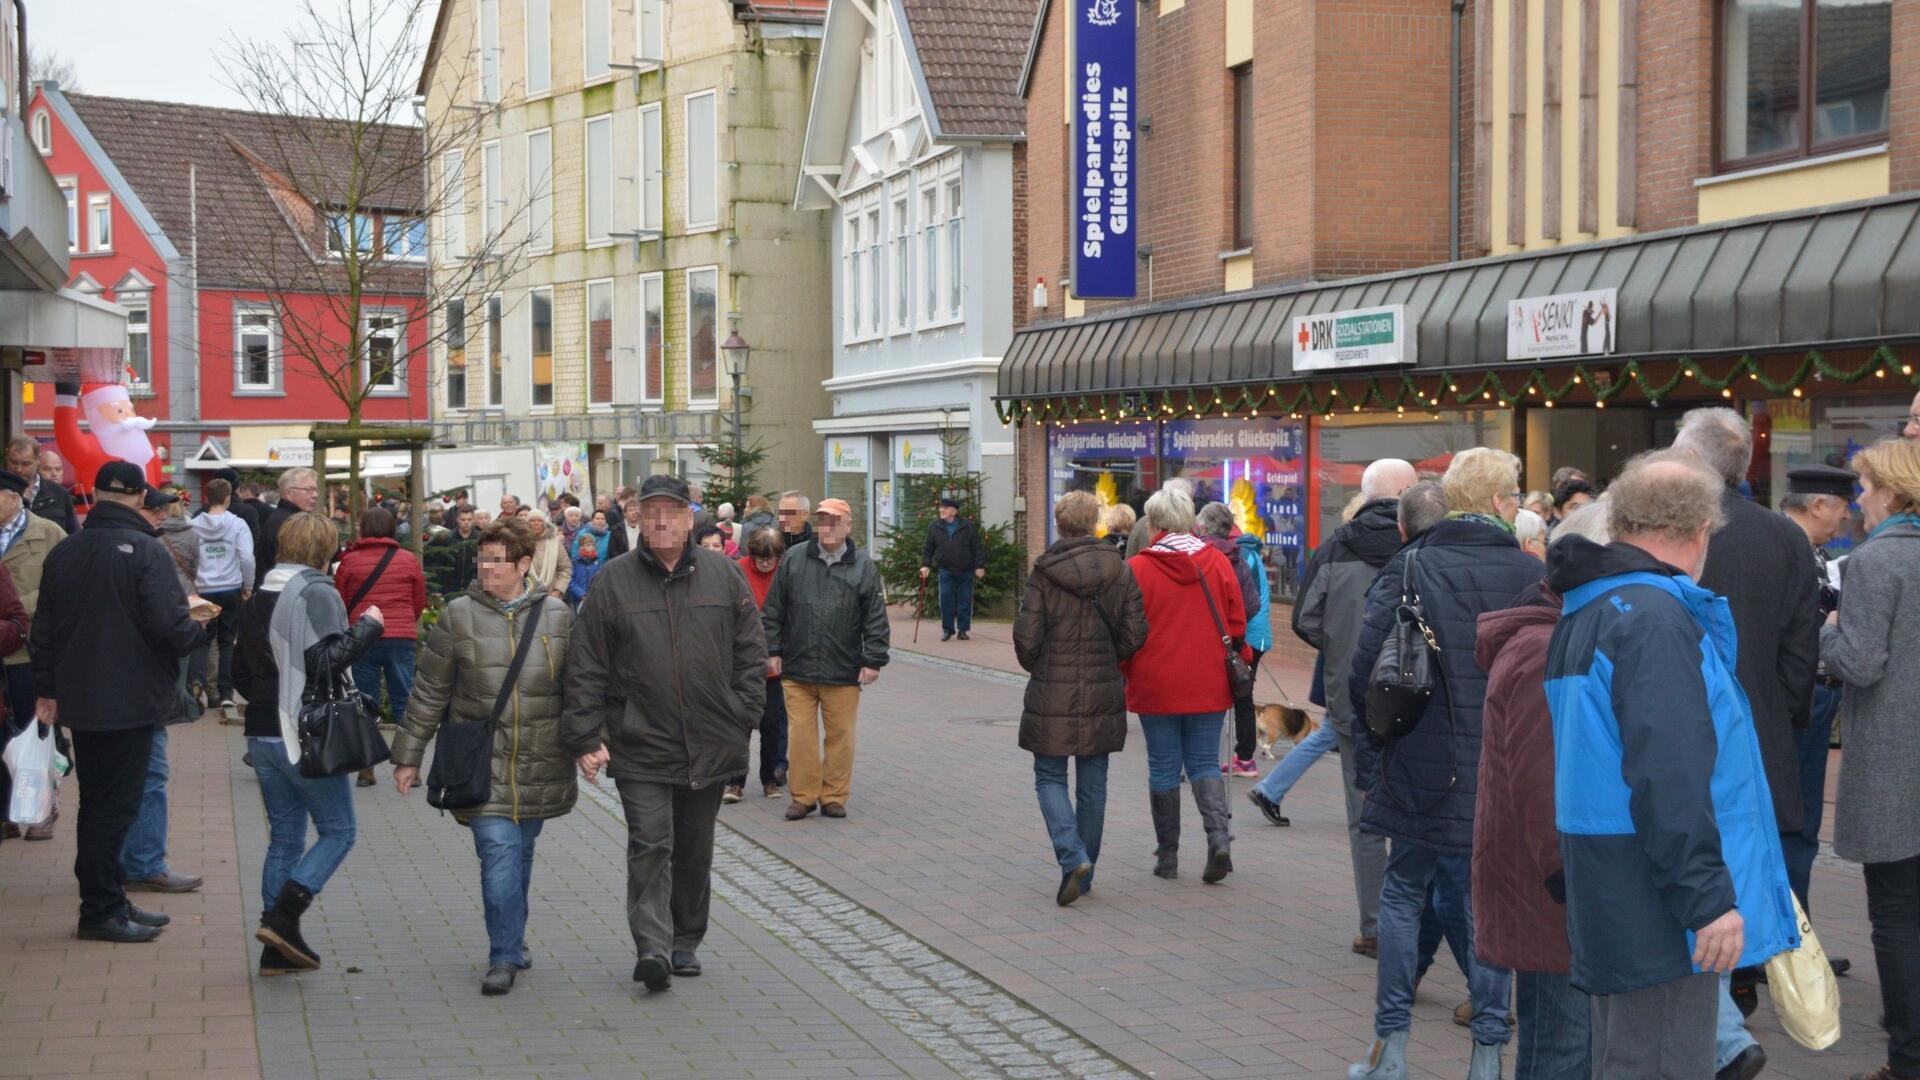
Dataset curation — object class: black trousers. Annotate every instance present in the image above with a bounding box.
[69,725,155,926]
[615,780,724,958]
[1866,855,1920,1075]
[1231,650,1264,760]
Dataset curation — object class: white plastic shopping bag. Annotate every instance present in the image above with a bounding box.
[4,722,54,826]
[1766,893,1842,1050]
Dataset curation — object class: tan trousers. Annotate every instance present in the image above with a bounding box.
[784,680,861,807]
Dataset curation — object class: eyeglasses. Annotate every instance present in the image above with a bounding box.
[1907,415,1920,428]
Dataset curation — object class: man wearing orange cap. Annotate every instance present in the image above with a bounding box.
[761,497,889,820]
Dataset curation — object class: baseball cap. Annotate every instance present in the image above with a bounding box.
[815,498,852,520]
[142,486,181,510]
[95,460,154,495]
[0,471,27,497]
[634,474,691,505]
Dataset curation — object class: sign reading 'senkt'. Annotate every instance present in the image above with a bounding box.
[1072,0,1137,299]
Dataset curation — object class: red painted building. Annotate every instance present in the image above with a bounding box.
[23,85,428,491]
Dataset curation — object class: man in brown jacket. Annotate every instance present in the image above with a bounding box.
[563,474,767,992]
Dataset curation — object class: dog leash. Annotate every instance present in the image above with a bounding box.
[1261,662,1304,710]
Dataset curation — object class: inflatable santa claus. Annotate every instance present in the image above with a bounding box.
[52,380,164,506]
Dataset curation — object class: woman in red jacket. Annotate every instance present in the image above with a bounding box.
[334,507,428,785]
[725,525,789,804]
[1124,485,1246,885]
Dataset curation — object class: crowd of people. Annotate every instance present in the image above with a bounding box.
[10,394,1920,1079]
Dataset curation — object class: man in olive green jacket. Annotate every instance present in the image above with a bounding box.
[0,468,68,840]
[563,475,766,991]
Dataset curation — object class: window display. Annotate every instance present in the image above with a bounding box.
[1161,418,1307,601]
[1045,423,1156,542]
[1310,410,1512,547]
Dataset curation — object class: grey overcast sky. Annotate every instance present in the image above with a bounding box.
[35,0,425,110]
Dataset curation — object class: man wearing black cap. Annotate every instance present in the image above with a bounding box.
[562,474,767,991]
[29,461,209,942]
[918,496,986,641]
[1781,463,1859,978]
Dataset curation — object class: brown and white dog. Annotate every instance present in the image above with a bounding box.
[1254,703,1319,759]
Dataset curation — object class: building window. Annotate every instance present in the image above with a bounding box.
[124,302,151,388]
[921,186,938,322]
[637,0,663,62]
[891,184,910,332]
[586,115,612,244]
[440,151,466,259]
[364,313,404,393]
[486,295,504,408]
[525,0,550,95]
[685,90,718,230]
[31,110,49,155]
[845,209,864,338]
[529,288,553,407]
[584,0,611,80]
[1232,64,1253,249]
[326,211,375,256]
[1720,0,1891,167]
[444,298,468,410]
[588,280,614,406]
[482,141,502,241]
[236,309,279,391]
[641,273,663,403]
[60,180,77,254]
[384,217,427,260]
[479,0,501,101]
[638,103,663,233]
[865,205,881,336]
[944,178,962,319]
[86,193,111,252]
[527,128,553,251]
[686,267,718,406]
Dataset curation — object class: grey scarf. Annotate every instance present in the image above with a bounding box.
[266,564,341,761]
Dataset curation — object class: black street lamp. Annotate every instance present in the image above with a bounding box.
[721,326,752,498]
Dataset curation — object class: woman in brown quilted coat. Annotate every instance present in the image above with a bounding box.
[389,518,575,998]
[1014,490,1148,907]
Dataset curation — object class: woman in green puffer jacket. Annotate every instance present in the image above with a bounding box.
[389,518,575,998]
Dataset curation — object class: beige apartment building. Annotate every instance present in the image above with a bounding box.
[419,0,831,497]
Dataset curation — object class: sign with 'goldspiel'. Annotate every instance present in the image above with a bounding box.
[1292,305,1416,372]
[1507,288,1617,360]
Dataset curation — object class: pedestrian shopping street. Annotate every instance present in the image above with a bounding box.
[0,618,1893,1079]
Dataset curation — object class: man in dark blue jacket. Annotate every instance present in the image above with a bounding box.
[1347,450,1544,1080]
[919,497,986,640]
[30,462,207,944]
[1543,451,1797,1077]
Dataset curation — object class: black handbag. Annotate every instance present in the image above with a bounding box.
[1365,549,1439,740]
[296,646,392,779]
[1194,562,1256,700]
[427,602,544,811]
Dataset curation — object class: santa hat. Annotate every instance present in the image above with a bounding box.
[81,383,130,414]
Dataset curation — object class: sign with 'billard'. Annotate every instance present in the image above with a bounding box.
[1291,305,1417,372]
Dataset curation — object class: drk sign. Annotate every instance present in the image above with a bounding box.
[1073,0,1136,299]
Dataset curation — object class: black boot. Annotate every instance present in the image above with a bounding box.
[1149,788,1181,879]
[259,945,296,976]
[1192,776,1234,884]
[256,881,321,970]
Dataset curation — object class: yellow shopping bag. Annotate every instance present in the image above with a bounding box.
[1766,894,1842,1050]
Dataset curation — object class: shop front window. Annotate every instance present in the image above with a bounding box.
[1311,410,1513,548]
[1759,394,1907,553]
[1162,418,1309,601]
[1045,423,1158,545]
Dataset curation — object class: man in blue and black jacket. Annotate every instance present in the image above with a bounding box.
[1544,450,1798,1077]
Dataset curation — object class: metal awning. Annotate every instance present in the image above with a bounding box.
[997,192,1920,401]
[0,287,128,362]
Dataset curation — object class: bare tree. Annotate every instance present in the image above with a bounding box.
[28,46,81,92]
[213,0,539,515]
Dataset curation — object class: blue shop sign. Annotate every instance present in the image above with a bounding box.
[1046,424,1156,458]
[1072,0,1137,299]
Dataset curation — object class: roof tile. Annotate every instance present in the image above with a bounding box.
[901,0,1038,138]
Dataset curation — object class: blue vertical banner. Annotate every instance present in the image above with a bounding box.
[1072,0,1137,299]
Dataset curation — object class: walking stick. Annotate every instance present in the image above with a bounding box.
[912,574,927,642]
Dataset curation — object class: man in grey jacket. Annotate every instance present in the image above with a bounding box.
[762,498,889,821]
[563,474,767,992]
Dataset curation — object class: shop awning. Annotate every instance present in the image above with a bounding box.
[998,192,1920,402]
[0,287,129,368]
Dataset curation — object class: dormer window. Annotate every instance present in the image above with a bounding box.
[31,110,50,155]
[326,211,375,256]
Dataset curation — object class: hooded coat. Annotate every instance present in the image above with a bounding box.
[1471,581,1570,974]
[1123,531,1246,715]
[1013,537,1149,757]
[1292,498,1404,734]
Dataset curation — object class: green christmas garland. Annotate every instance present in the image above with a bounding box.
[995,345,1916,427]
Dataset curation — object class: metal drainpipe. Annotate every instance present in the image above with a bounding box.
[14,0,26,121]
[1450,0,1466,262]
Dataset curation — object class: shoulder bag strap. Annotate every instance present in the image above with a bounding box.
[1192,561,1236,659]
[485,601,545,730]
[348,546,399,611]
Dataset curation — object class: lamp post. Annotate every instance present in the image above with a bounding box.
[720,326,752,502]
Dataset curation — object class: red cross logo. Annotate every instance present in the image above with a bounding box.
[1297,323,1312,349]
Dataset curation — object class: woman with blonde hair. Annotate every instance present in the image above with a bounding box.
[1820,439,1920,1080]
[1101,503,1136,552]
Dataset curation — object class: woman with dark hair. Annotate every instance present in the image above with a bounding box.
[726,526,789,803]
[334,506,429,785]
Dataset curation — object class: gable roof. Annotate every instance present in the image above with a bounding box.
[899,0,1034,139]
[56,91,423,290]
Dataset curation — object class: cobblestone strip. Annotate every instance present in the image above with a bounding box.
[575,779,1140,1080]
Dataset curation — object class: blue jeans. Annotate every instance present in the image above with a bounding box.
[121,727,171,880]
[352,640,417,723]
[248,737,356,908]
[938,568,975,633]
[1252,720,1338,803]
[1514,969,1591,1080]
[1375,839,1512,1045]
[1783,682,1839,910]
[1715,970,1756,1069]
[470,815,544,969]
[1034,754,1108,886]
[1139,712,1225,792]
